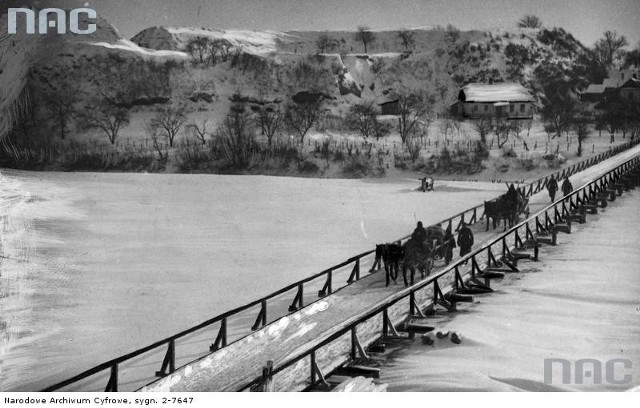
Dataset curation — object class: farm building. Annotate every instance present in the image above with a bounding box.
[581,69,640,103]
[378,98,400,115]
[617,77,640,102]
[450,83,535,120]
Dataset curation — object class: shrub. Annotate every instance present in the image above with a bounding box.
[502,147,517,158]
[343,154,373,177]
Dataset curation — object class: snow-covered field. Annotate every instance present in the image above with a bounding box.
[380,190,640,391]
[0,170,504,391]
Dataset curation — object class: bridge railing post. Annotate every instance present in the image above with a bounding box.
[105,364,118,392]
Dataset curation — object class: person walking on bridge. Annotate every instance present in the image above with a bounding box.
[443,225,456,265]
[562,178,573,197]
[547,175,558,202]
[457,222,474,258]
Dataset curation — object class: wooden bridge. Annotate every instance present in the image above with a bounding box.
[42,140,640,392]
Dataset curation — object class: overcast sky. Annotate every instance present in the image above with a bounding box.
[6,0,640,47]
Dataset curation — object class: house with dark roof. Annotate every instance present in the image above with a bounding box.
[450,83,535,120]
[581,69,639,103]
[618,78,640,103]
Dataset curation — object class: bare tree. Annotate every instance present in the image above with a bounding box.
[186,37,211,64]
[186,119,209,145]
[572,111,590,157]
[594,30,629,67]
[346,101,378,139]
[218,105,256,168]
[210,39,233,63]
[285,92,326,144]
[316,33,333,54]
[541,83,577,139]
[624,42,640,68]
[471,117,493,144]
[492,114,514,148]
[146,121,169,160]
[252,103,284,146]
[440,118,454,141]
[510,120,524,139]
[355,25,376,53]
[41,81,79,140]
[397,30,415,51]
[147,106,187,147]
[395,91,433,144]
[83,101,130,145]
[406,139,421,163]
[517,15,542,29]
[524,118,533,137]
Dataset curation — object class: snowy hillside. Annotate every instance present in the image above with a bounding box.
[131,26,302,57]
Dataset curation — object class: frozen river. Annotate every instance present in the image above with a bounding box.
[0,170,504,391]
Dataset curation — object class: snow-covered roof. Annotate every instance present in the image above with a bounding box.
[584,84,605,94]
[602,78,622,89]
[460,83,533,103]
[378,97,399,105]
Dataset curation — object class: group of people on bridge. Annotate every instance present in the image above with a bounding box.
[546,176,573,202]
[411,220,474,265]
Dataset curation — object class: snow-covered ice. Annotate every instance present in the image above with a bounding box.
[0,170,502,391]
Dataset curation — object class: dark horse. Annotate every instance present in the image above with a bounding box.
[372,243,405,286]
[400,238,434,286]
[484,185,529,231]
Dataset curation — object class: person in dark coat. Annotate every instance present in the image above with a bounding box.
[457,222,474,258]
[547,175,559,202]
[443,225,456,265]
[562,178,573,197]
[411,221,427,242]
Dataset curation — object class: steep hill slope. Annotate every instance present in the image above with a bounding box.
[2,11,606,164]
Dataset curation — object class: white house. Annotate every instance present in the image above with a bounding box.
[451,83,535,120]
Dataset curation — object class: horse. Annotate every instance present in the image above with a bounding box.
[401,238,434,286]
[484,187,529,231]
[373,243,405,286]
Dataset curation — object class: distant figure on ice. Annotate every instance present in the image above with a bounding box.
[457,222,474,258]
[562,178,573,197]
[547,175,558,202]
[419,176,434,192]
[443,225,456,265]
[412,221,427,242]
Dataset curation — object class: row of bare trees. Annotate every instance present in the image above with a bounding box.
[185,37,234,66]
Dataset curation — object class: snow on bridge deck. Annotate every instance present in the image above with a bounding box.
[141,145,640,392]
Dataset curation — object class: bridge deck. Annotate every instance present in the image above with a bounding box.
[141,145,640,392]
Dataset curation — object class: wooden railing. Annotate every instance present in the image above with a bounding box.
[42,138,640,392]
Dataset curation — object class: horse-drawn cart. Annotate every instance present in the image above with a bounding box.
[418,177,434,192]
[484,185,529,231]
